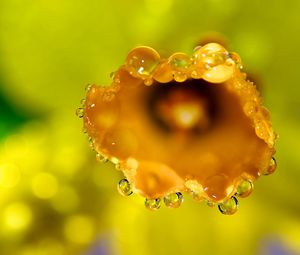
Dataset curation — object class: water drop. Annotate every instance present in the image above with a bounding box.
[80,99,86,106]
[173,72,187,82]
[76,108,84,118]
[96,153,108,163]
[236,179,253,198]
[164,192,183,208]
[117,179,133,196]
[169,53,191,72]
[218,197,238,215]
[144,78,154,86]
[125,46,160,79]
[206,200,215,207]
[229,52,242,69]
[85,84,92,93]
[243,101,258,117]
[145,198,161,210]
[115,163,121,170]
[88,137,95,150]
[190,69,203,79]
[110,72,115,79]
[264,157,277,175]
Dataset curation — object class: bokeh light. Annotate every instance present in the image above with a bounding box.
[3,202,32,232]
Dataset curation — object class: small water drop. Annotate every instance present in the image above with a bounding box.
[218,197,238,215]
[190,69,203,79]
[264,157,277,175]
[243,101,258,117]
[115,163,121,170]
[76,108,84,118]
[88,137,95,150]
[229,52,242,69]
[125,46,160,79]
[173,72,187,82]
[169,53,191,72]
[206,200,215,207]
[85,84,92,93]
[80,99,86,106]
[145,198,161,211]
[144,78,154,86]
[164,192,183,208]
[96,153,108,163]
[117,179,133,196]
[236,179,253,198]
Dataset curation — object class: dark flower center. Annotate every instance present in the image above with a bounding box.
[147,79,218,134]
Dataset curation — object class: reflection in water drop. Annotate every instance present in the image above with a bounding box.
[76,108,84,118]
[218,197,238,215]
[264,157,277,175]
[145,198,161,211]
[236,179,253,198]
[164,192,183,208]
[117,179,133,197]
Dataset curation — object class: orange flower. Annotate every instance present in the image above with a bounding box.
[78,43,277,214]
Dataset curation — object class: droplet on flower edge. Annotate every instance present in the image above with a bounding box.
[164,192,183,209]
[76,108,84,118]
[117,179,133,196]
[145,198,161,211]
[264,157,277,175]
[125,46,160,79]
[236,179,253,198]
[218,197,238,215]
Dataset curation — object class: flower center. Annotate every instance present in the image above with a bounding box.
[147,79,217,133]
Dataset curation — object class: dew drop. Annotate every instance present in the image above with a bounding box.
[243,101,258,117]
[144,78,154,86]
[80,99,86,107]
[264,157,277,175]
[117,179,133,196]
[173,72,188,82]
[190,69,203,79]
[115,163,121,170]
[206,200,216,207]
[95,153,108,163]
[164,192,183,208]
[110,72,115,79]
[153,61,173,83]
[218,197,238,215]
[125,46,160,79]
[85,84,92,93]
[76,108,84,118]
[236,179,253,198]
[229,52,242,69]
[88,137,95,150]
[169,53,191,72]
[145,198,161,211]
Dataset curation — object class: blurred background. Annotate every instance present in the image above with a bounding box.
[0,0,300,254]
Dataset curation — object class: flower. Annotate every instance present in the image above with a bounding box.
[79,43,277,214]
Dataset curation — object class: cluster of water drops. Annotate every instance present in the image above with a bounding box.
[76,44,277,215]
[114,168,275,215]
[124,43,242,86]
[75,84,93,119]
[117,178,184,211]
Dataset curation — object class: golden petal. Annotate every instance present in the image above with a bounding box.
[81,43,276,211]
